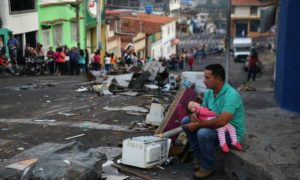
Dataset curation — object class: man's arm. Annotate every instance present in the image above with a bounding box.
[184,112,233,132]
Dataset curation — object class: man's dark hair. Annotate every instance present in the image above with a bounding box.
[205,64,225,81]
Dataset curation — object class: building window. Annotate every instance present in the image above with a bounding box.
[129,0,139,7]
[250,6,257,15]
[250,20,260,32]
[9,0,36,13]
[231,6,235,15]
[113,0,128,6]
[107,0,112,5]
[71,22,78,42]
[53,24,63,47]
[42,29,50,50]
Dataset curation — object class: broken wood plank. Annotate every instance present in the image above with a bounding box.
[111,164,152,180]
[65,134,85,140]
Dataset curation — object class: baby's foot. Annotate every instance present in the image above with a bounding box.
[233,142,243,151]
[221,144,229,153]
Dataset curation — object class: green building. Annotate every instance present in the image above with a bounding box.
[37,0,85,51]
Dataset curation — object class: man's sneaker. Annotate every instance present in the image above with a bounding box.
[192,159,200,170]
[194,168,215,179]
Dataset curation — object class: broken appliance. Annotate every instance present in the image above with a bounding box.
[121,136,170,168]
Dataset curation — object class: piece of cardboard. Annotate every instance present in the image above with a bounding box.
[155,88,197,138]
[5,158,38,170]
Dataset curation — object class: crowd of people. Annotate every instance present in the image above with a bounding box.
[1,37,213,77]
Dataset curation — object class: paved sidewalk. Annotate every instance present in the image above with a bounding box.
[225,55,300,180]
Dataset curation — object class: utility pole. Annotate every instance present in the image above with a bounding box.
[225,0,231,82]
[96,0,102,51]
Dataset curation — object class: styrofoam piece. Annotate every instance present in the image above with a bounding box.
[145,103,165,126]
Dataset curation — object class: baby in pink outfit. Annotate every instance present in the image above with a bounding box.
[188,101,243,153]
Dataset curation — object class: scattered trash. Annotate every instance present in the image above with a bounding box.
[34,119,56,122]
[58,112,76,117]
[118,92,139,97]
[93,83,112,95]
[63,159,71,165]
[75,87,89,92]
[126,111,145,116]
[20,142,106,180]
[17,147,25,151]
[46,100,51,103]
[145,103,165,126]
[103,106,148,113]
[102,160,129,180]
[65,134,85,140]
[144,84,159,92]
[111,163,152,180]
[80,122,90,131]
[164,157,176,166]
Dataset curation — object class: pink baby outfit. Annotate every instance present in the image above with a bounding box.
[193,106,242,152]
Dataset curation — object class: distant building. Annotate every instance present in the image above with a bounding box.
[38,0,85,50]
[0,0,38,61]
[106,10,177,59]
[120,13,177,59]
[231,0,278,38]
[106,0,180,17]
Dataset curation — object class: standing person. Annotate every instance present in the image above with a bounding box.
[181,64,245,179]
[110,53,116,71]
[104,52,111,72]
[35,43,45,61]
[7,34,18,64]
[77,49,86,74]
[131,52,138,66]
[247,49,260,82]
[91,50,101,71]
[46,47,55,75]
[84,49,89,73]
[69,47,79,75]
[187,53,195,71]
[55,47,65,76]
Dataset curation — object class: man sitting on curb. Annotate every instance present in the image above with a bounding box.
[181,64,245,179]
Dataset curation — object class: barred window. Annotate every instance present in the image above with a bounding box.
[71,22,77,42]
[42,30,50,50]
[53,24,63,47]
[9,0,36,13]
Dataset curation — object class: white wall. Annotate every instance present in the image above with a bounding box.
[169,0,181,11]
[0,1,38,34]
[232,6,261,18]
[151,40,162,60]
[161,21,176,58]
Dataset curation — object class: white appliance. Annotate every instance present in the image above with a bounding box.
[121,136,170,168]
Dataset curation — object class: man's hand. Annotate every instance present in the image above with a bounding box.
[191,113,198,122]
[184,122,200,132]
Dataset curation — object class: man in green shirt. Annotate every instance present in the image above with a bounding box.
[182,64,245,179]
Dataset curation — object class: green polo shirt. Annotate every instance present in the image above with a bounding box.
[202,82,245,141]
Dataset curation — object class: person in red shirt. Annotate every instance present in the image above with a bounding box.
[247,49,260,82]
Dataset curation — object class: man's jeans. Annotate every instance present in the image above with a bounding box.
[181,116,231,170]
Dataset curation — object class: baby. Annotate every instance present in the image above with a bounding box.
[188,101,243,153]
